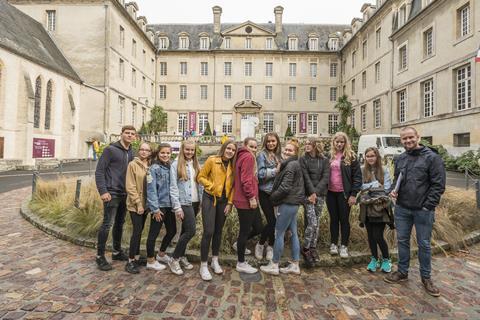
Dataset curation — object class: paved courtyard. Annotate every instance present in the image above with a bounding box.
[0,188,479,320]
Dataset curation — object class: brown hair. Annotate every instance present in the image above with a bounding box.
[362,147,384,185]
[151,143,171,164]
[217,139,237,159]
[286,138,300,156]
[121,125,136,133]
[305,137,325,158]
[261,132,282,159]
[177,140,200,182]
[330,131,356,165]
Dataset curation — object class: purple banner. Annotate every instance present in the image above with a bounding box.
[299,112,307,134]
[33,138,55,158]
[189,112,196,132]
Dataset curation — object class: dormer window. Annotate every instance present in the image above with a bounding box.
[159,37,169,50]
[329,38,339,51]
[224,37,231,49]
[179,36,189,49]
[308,38,318,51]
[265,38,273,50]
[399,4,407,27]
[200,37,210,50]
[288,37,298,50]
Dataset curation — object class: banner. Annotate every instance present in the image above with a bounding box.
[189,112,196,132]
[299,112,307,134]
[33,138,55,158]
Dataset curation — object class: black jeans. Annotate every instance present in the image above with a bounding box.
[236,207,263,263]
[259,190,276,246]
[146,207,176,258]
[97,196,127,256]
[200,193,227,262]
[366,221,389,259]
[128,211,147,259]
[326,191,351,246]
[172,202,199,259]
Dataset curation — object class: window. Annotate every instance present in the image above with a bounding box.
[330,87,337,102]
[265,62,273,76]
[119,59,125,79]
[160,62,167,76]
[423,79,434,117]
[399,5,407,27]
[142,107,146,124]
[308,114,318,135]
[423,27,434,58]
[373,99,381,128]
[150,82,154,98]
[245,38,252,49]
[265,86,272,100]
[362,40,367,60]
[142,50,146,65]
[309,87,317,102]
[131,68,136,87]
[330,62,337,77]
[142,76,146,93]
[375,28,381,48]
[287,114,297,135]
[351,109,355,129]
[244,86,252,100]
[289,63,297,76]
[351,79,356,96]
[224,85,232,99]
[310,63,317,77]
[329,38,338,51]
[44,80,53,130]
[178,113,188,133]
[224,62,232,76]
[423,136,433,144]
[245,62,252,76]
[200,37,209,50]
[119,96,125,125]
[119,26,125,47]
[458,4,471,38]
[222,113,232,133]
[180,62,187,75]
[361,105,366,131]
[263,113,274,133]
[309,38,318,51]
[454,133,470,147]
[131,103,136,126]
[159,37,168,49]
[375,62,380,83]
[179,37,189,49]
[180,85,187,100]
[199,113,208,133]
[399,44,408,71]
[200,85,208,100]
[288,38,298,50]
[328,114,338,134]
[398,89,407,123]
[159,85,166,100]
[456,65,472,111]
[352,50,357,68]
[46,10,56,32]
[200,62,208,76]
[289,87,296,101]
[132,39,136,57]
[266,38,273,49]
[362,71,367,89]
[224,37,231,49]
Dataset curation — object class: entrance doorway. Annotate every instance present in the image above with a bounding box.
[240,113,258,141]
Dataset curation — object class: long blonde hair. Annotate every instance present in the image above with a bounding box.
[286,138,301,157]
[305,137,325,158]
[330,132,356,165]
[177,140,200,182]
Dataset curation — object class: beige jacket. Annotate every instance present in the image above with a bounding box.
[126,157,149,213]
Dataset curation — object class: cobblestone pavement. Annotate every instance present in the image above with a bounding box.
[1,188,479,320]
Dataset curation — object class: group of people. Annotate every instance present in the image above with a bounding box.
[95,125,446,297]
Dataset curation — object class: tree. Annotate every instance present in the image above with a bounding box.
[285,126,293,138]
[334,94,358,141]
[138,122,149,134]
[203,122,212,136]
[147,106,167,134]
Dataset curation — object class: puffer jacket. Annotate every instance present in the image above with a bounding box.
[299,153,330,197]
[270,156,305,206]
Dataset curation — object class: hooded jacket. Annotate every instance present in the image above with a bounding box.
[95,141,134,197]
[233,147,259,209]
[270,156,305,206]
[299,153,330,197]
[125,157,149,213]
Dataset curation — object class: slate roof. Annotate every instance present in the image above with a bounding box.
[0,0,81,82]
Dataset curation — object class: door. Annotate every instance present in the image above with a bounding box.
[240,113,257,141]
[0,137,4,159]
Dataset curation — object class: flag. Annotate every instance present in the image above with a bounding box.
[476,46,480,62]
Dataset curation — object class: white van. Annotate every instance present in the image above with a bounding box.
[357,134,404,163]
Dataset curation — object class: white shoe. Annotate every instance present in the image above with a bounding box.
[254,243,264,260]
[156,254,172,265]
[146,261,166,271]
[179,256,194,270]
[339,245,349,258]
[232,242,251,255]
[210,257,223,275]
[329,243,338,255]
[200,264,212,281]
[236,261,258,274]
[280,262,300,275]
[260,261,279,275]
[168,259,184,275]
[265,246,274,261]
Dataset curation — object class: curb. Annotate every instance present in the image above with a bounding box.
[20,197,480,268]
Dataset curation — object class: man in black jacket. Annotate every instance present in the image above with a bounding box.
[384,127,446,297]
[95,125,135,271]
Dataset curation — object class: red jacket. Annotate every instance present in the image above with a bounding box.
[233,147,259,209]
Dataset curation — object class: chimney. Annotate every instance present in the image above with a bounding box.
[212,6,222,34]
[274,6,284,34]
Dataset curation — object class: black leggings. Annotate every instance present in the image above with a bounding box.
[146,208,176,258]
[172,202,200,259]
[236,207,263,262]
[128,211,147,260]
[366,221,389,259]
[200,193,227,262]
[326,191,351,246]
[259,190,276,246]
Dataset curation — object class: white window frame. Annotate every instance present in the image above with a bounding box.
[46,10,56,32]
[287,114,298,135]
[201,62,208,76]
[265,62,273,76]
[159,85,166,100]
[244,62,252,76]
[289,63,297,77]
[423,79,434,117]
[200,37,210,50]
[309,87,317,102]
[352,50,357,68]
[131,103,136,126]
[328,114,338,134]
[351,79,356,96]
[119,59,124,80]
[423,26,434,58]
[310,63,317,77]
[119,96,125,125]
[373,99,381,128]
[329,38,338,51]
[131,68,136,87]
[289,86,296,101]
[288,37,298,50]
[198,113,208,133]
[459,4,471,38]
[330,62,337,77]
[265,86,272,100]
[179,36,189,49]
[362,39,368,60]
[330,87,337,102]
[224,62,232,76]
[375,62,381,83]
[200,85,208,100]
[361,105,367,131]
[245,37,252,49]
[180,85,187,100]
[375,28,381,49]
[307,113,318,135]
[120,26,125,48]
[263,113,274,133]
[244,86,252,100]
[456,64,472,111]
[221,113,233,134]
[132,39,137,57]
[180,62,187,75]
[224,85,232,100]
[266,38,273,49]
[178,113,188,133]
[362,71,367,89]
[309,38,318,51]
[224,37,231,49]
[159,37,168,50]
[398,89,407,123]
[398,43,408,71]
[160,62,167,76]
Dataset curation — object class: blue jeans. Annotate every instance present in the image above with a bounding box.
[395,205,435,279]
[272,204,300,263]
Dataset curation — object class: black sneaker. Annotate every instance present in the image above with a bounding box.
[125,261,140,274]
[112,251,128,261]
[96,256,112,271]
[137,256,148,266]
[384,271,408,284]
[310,247,319,263]
[301,248,314,268]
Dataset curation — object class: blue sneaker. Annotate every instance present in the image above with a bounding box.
[367,257,379,272]
[380,258,392,273]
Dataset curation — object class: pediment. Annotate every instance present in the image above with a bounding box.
[234,100,263,110]
[222,21,275,36]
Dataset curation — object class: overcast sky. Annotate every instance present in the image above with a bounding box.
[134,0,368,25]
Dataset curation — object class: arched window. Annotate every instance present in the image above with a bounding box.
[34,76,42,128]
[45,80,53,130]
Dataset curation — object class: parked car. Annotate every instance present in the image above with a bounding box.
[357,134,404,163]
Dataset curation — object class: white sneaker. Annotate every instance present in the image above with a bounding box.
[168,259,184,275]
[329,243,338,255]
[280,262,301,275]
[156,254,172,265]
[236,261,258,274]
[339,245,349,258]
[210,257,223,275]
[254,243,264,260]
[260,261,279,275]
[232,242,251,255]
[266,246,274,261]
[146,260,166,271]
[179,256,194,270]
[199,264,212,281]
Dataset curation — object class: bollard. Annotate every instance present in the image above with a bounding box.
[465,169,469,190]
[74,179,82,208]
[32,171,39,196]
[476,180,480,209]
[59,160,63,175]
